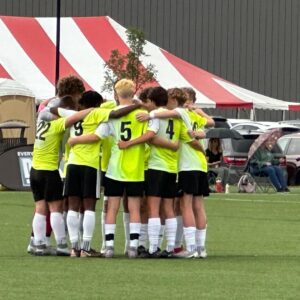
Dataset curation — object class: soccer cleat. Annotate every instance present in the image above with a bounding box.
[100,245,106,255]
[147,249,162,258]
[27,238,35,254]
[70,248,80,258]
[197,246,208,259]
[172,250,199,258]
[104,246,114,258]
[160,250,174,258]
[127,247,138,259]
[56,244,70,256]
[137,245,148,258]
[174,245,184,254]
[34,244,52,256]
[80,249,102,258]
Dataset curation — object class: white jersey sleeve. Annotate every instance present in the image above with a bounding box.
[38,107,56,121]
[174,107,192,130]
[94,122,112,139]
[147,118,160,133]
[58,108,77,117]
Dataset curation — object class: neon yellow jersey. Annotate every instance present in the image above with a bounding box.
[179,110,208,172]
[105,108,149,182]
[67,108,110,169]
[32,118,65,170]
[148,108,192,173]
[100,137,113,172]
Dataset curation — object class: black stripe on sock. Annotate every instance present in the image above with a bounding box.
[105,234,114,241]
[130,233,140,240]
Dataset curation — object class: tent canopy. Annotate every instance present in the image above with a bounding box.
[0,15,299,111]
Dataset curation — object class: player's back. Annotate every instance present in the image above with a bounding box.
[32,118,65,171]
[106,108,148,182]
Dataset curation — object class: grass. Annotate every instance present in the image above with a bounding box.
[0,189,300,299]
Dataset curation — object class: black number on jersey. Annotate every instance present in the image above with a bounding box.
[35,120,51,141]
[120,121,132,141]
[74,121,83,136]
[166,120,175,140]
[192,122,199,131]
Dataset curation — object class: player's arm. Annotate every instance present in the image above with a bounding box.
[136,110,180,122]
[148,136,179,151]
[64,108,93,128]
[188,140,205,153]
[38,107,59,121]
[187,129,206,140]
[193,108,214,127]
[68,134,99,146]
[109,102,141,119]
[118,130,155,149]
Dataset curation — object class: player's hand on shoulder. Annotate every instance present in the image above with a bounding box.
[136,112,150,121]
[118,140,131,149]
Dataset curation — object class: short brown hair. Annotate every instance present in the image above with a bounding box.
[57,75,85,97]
[182,87,196,103]
[167,88,187,106]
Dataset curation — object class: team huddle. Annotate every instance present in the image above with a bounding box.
[28,75,215,259]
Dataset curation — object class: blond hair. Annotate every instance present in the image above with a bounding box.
[114,79,135,98]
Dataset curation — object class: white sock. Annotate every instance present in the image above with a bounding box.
[32,213,46,246]
[123,212,130,250]
[148,218,161,254]
[105,224,116,248]
[45,236,51,247]
[101,211,106,249]
[196,227,207,248]
[165,218,177,252]
[158,224,165,249]
[50,212,67,245]
[67,210,79,249]
[129,223,141,248]
[139,224,148,248]
[183,227,196,252]
[79,213,84,238]
[175,216,183,249]
[82,210,95,251]
[62,211,68,233]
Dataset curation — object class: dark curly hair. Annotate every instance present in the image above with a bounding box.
[57,75,85,97]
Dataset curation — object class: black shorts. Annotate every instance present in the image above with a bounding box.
[104,176,144,197]
[145,169,177,198]
[178,171,209,197]
[100,171,106,189]
[64,164,98,198]
[30,168,63,202]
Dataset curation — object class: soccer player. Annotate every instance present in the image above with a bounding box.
[54,90,141,257]
[30,97,92,256]
[27,75,85,254]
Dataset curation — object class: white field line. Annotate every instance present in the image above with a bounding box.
[210,197,300,205]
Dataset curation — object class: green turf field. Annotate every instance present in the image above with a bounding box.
[0,190,299,300]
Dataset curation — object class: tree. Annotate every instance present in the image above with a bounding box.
[102,28,157,94]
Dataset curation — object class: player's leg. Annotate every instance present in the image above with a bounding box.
[122,194,130,255]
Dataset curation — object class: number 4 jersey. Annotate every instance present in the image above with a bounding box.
[97,108,150,182]
[32,118,66,170]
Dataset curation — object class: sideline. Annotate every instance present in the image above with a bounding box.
[210,197,300,205]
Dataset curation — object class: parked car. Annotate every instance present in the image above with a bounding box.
[231,122,268,132]
[277,133,300,185]
[219,130,287,184]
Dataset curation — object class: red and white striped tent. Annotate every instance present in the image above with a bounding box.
[0,16,300,111]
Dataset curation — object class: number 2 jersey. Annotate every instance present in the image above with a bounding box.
[32,118,66,170]
[97,107,150,182]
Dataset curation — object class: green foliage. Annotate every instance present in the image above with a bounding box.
[1,190,300,299]
[102,28,157,94]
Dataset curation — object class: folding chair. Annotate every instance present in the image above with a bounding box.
[246,162,276,193]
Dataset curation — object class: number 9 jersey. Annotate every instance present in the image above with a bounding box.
[32,118,66,170]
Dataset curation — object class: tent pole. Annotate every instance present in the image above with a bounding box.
[55,0,61,94]
[282,110,286,121]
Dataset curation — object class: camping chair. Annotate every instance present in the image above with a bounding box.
[245,162,276,193]
[207,170,217,192]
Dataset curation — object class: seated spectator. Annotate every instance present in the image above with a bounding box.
[249,139,289,192]
[206,138,229,186]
